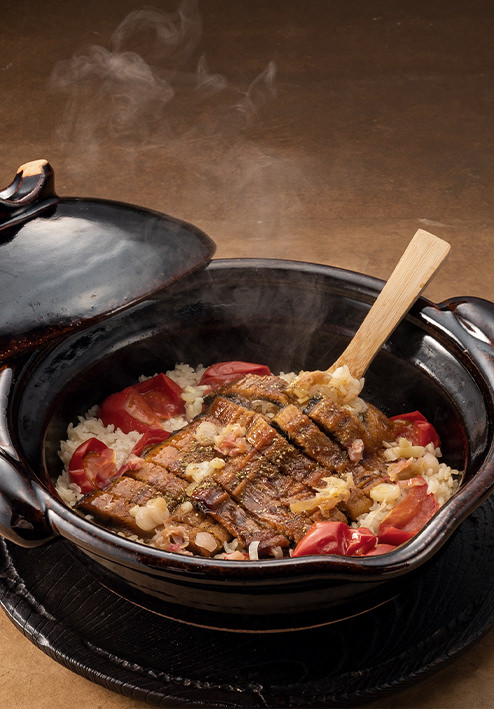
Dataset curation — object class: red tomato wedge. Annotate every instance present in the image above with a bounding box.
[131,428,171,457]
[134,373,185,418]
[68,437,117,493]
[390,410,441,448]
[292,521,377,557]
[99,374,184,435]
[99,387,160,434]
[377,526,416,545]
[378,476,439,541]
[199,361,271,389]
[363,543,398,556]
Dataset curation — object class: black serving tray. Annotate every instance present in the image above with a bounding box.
[1,493,493,708]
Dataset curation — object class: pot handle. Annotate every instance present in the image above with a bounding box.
[438,296,494,346]
[0,367,54,547]
[430,296,494,383]
[0,452,54,547]
[0,159,59,232]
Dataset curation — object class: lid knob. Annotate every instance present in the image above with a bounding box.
[0,159,58,232]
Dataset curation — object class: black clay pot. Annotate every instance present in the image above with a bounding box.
[1,254,494,632]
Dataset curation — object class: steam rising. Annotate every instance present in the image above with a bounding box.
[49,0,310,241]
[234,60,277,123]
[45,2,337,398]
[195,55,229,96]
[111,5,202,66]
[49,1,276,154]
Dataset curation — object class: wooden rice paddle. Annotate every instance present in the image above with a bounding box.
[329,229,450,379]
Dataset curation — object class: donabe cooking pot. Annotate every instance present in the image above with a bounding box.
[1,161,494,632]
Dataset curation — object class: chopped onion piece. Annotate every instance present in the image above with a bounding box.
[270,546,284,559]
[370,482,401,504]
[179,500,194,514]
[290,476,351,513]
[248,540,260,560]
[223,538,239,553]
[194,420,220,446]
[184,457,225,483]
[195,531,217,552]
[384,437,426,461]
[130,496,169,531]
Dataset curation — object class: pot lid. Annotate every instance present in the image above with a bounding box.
[0,160,216,362]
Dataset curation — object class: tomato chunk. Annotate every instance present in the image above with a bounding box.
[292,521,377,557]
[134,373,185,418]
[68,437,117,493]
[99,387,160,434]
[362,543,398,556]
[99,374,184,435]
[390,410,441,448]
[377,526,415,545]
[200,361,271,389]
[378,476,439,540]
[131,428,171,457]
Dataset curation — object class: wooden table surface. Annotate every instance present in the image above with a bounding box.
[1,1,494,707]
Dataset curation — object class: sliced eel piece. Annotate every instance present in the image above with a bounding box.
[272,404,346,471]
[124,460,189,510]
[361,402,395,447]
[212,450,310,541]
[207,373,290,410]
[208,396,330,486]
[347,452,389,493]
[337,484,373,519]
[304,396,368,450]
[76,477,158,537]
[190,479,290,556]
[305,397,393,453]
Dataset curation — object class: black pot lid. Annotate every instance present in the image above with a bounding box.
[0,160,216,362]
